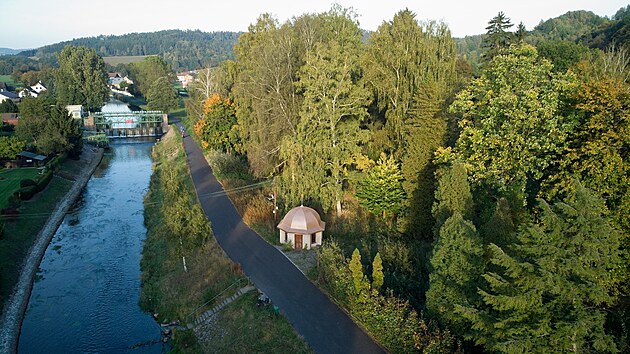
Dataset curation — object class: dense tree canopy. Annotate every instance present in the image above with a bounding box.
[444,44,574,202]
[54,45,109,111]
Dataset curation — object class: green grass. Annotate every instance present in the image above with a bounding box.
[0,168,40,209]
[0,75,18,86]
[103,55,153,66]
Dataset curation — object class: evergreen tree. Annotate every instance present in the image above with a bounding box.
[55,45,109,111]
[460,183,620,353]
[432,162,473,232]
[363,10,456,236]
[483,12,514,59]
[426,212,484,337]
[0,99,18,113]
[38,105,82,157]
[371,253,384,294]
[349,248,370,303]
[356,153,406,222]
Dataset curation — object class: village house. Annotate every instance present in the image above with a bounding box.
[277,206,325,250]
[176,72,194,88]
[19,81,47,98]
[65,105,84,120]
[1,113,18,126]
[0,90,19,103]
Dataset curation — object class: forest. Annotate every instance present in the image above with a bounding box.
[183,5,630,353]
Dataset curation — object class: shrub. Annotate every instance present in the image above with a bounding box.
[16,185,37,200]
[35,170,53,192]
[20,179,36,188]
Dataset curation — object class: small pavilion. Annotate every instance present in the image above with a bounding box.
[277,206,325,250]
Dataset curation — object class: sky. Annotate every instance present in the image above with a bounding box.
[1,0,627,49]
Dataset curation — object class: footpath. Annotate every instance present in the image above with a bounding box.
[178,123,385,354]
[0,147,104,354]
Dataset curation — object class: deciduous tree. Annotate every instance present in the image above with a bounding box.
[55,45,109,111]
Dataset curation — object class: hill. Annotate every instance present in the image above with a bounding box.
[19,30,240,72]
[0,48,24,56]
[579,5,630,49]
[528,10,609,44]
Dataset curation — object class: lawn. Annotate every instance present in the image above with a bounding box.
[0,168,40,209]
[0,75,19,89]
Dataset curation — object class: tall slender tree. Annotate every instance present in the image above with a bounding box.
[363,10,456,236]
[483,12,514,59]
[280,6,369,213]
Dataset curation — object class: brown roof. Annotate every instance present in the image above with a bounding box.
[1,113,18,124]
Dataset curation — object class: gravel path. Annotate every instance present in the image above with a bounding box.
[0,147,104,354]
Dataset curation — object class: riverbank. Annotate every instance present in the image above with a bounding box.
[0,146,103,354]
[142,127,312,353]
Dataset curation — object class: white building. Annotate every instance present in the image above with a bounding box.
[65,105,84,120]
[277,206,325,250]
[31,81,47,93]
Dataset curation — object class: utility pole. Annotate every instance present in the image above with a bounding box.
[273,177,278,223]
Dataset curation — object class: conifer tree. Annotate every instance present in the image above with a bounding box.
[432,162,473,232]
[426,212,484,337]
[459,183,620,353]
[371,252,384,294]
[483,12,514,59]
[356,153,406,222]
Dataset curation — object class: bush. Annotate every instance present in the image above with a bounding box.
[20,179,36,188]
[16,185,37,200]
[47,155,65,171]
[36,170,53,192]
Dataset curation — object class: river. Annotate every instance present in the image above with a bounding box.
[17,101,164,353]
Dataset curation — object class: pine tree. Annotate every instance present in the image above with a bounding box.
[459,183,620,353]
[483,12,514,59]
[426,212,484,337]
[371,252,384,294]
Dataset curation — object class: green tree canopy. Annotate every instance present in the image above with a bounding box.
[356,153,406,222]
[0,99,18,113]
[54,45,109,111]
[444,44,575,202]
[146,76,178,113]
[459,183,620,353]
[280,6,369,213]
[0,136,26,160]
[482,12,514,59]
[426,212,484,337]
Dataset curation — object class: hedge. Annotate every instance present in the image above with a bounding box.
[36,170,53,192]
[20,179,36,188]
[16,185,37,200]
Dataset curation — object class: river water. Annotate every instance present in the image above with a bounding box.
[18,102,164,353]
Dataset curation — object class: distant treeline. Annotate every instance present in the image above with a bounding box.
[13,30,241,72]
[456,7,630,72]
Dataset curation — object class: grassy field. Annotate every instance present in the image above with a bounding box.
[0,75,18,87]
[0,154,96,311]
[103,55,153,66]
[0,168,40,209]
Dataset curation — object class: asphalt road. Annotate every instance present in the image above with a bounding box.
[177,124,385,354]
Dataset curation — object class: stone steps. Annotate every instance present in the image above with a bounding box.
[189,285,256,329]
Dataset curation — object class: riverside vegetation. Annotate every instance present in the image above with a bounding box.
[140,127,311,353]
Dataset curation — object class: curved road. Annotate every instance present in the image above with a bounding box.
[177,123,384,354]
